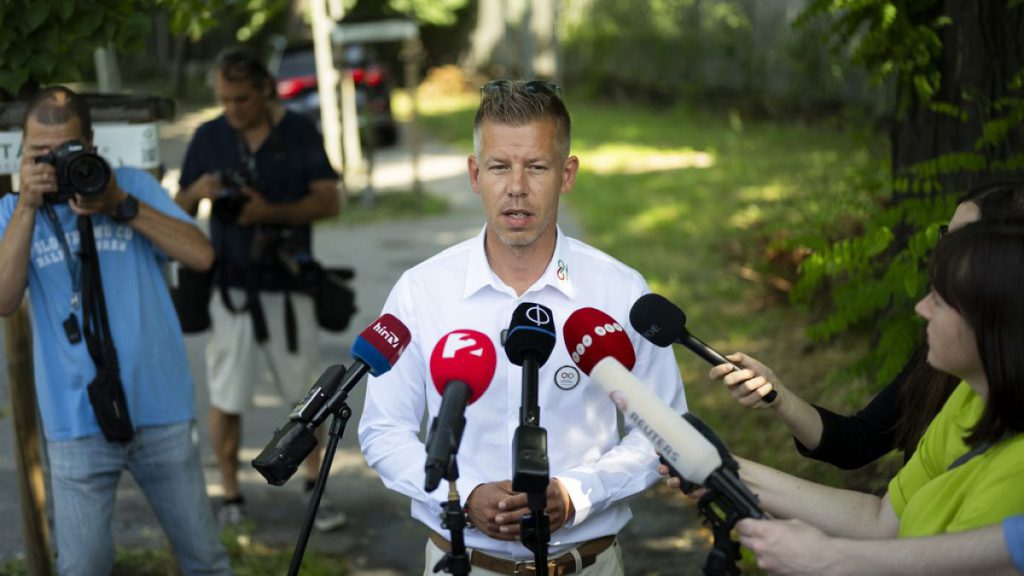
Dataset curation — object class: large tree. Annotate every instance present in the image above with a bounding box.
[795,0,1024,382]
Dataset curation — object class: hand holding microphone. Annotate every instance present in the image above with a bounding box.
[424,329,496,492]
[709,351,788,409]
[629,293,778,404]
[564,306,766,574]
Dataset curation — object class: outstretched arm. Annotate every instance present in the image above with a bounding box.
[737,517,1018,576]
[735,456,899,539]
[710,353,824,449]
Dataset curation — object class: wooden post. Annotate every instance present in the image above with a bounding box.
[401,37,424,198]
[4,302,52,575]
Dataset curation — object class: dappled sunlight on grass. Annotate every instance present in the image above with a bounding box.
[728,203,763,229]
[624,203,686,235]
[583,146,715,175]
[642,527,713,552]
[736,183,786,202]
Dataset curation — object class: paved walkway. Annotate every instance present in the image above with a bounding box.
[1,104,708,574]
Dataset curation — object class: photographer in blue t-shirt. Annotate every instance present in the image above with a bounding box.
[0,86,230,575]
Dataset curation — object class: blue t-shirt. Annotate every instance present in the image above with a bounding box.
[0,167,197,440]
[1007,515,1024,573]
[178,111,337,288]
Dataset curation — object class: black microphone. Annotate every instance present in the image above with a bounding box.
[252,314,412,486]
[424,330,497,492]
[629,293,777,403]
[504,302,556,497]
[504,302,556,366]
[288,364,347,425]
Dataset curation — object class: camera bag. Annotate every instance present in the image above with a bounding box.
[312,266,357,332]
[170,265,214,333]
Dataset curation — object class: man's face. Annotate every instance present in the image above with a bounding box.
[215,73,268,131]
[22,115,86,163]
[468,119,578,250]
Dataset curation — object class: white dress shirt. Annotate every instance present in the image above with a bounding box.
[358,226,687,559]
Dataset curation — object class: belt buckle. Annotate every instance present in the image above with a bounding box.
[512,561,532,575]
[513,560,564,576]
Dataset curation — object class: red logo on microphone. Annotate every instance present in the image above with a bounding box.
[429,330,498,403]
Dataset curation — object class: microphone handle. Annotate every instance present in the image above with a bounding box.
[288,364,346,423]
[309,359,371,427]
[681,333,777,403]
[424,381,471,492]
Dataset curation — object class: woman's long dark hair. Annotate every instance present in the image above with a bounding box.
[893,182,1024,454]
[927,221,1024,446]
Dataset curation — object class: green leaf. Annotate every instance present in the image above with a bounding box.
[24,2,49,33]
[54,0,75,21]
[29,52,58,77]
[0,67,29,97]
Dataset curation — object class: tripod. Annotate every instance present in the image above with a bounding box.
[513,355,550,576]
[287,403,351,576]
[432,460,471,575]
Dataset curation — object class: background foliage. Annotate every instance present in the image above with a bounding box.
[787,0,1024,385]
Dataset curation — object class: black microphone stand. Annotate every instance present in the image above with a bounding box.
[287,401,355,575]
[433,459,471,575]
[512,355,550,576]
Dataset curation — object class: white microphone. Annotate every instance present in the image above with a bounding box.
[590,357,722,483]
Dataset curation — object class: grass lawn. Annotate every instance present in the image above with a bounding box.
[415,91,903,490]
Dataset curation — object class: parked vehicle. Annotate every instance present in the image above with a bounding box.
[272,42,398,148]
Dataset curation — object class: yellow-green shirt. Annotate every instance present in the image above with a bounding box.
[889,381,1024,537]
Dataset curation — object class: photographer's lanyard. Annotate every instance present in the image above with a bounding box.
[42,204,83,344]
[234,110,272,184]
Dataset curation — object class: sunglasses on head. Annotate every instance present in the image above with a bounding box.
[480,79,562,99]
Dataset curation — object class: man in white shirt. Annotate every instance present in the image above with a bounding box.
[358,79,687,575]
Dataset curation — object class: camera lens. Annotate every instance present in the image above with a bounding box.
[67,154,110,196]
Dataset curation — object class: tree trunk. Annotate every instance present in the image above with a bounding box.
[171,35,189,100]
[891,1,1024,195]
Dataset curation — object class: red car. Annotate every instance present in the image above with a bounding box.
[273,43,398,148]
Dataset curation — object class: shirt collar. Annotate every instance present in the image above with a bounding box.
[463,225,578,300]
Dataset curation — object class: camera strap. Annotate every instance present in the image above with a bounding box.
[78,216,115,368]
[42,205,84,344]
[78,215,134,442]
[216,226,270,345]
[42,205,82,311]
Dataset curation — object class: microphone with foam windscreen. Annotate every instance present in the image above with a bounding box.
[565,306,765,574]
[629,293,777,403]
[503,302,557,499]
[253,314,411,486]
[561,307,718,474]
[561,307,636,374]
[424,329,497,492]
[505,302,557,366]
[562,306,761,503]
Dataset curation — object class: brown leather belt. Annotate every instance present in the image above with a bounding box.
[429,531,616,575]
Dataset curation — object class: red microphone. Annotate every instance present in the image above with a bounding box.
[562,307,636,375]
[424,329,497,491]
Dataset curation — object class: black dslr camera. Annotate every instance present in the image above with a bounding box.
[34,140,112,203]
[212,167,252,223]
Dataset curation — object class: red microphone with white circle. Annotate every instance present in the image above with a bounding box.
[424,329,497,491]
[562,307,636,375]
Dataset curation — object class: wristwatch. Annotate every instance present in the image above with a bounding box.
[112,194,140,223]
